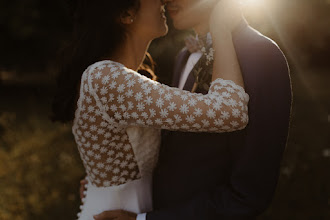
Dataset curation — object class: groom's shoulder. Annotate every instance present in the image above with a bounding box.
[245,26,288,66]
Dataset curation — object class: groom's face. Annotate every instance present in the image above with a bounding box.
[165,0,217,30]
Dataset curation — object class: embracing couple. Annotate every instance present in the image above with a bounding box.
[52,0,292,219]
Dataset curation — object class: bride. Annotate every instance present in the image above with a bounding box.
[52,0,248,219]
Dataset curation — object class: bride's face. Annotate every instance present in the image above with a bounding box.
[131,0,168,40]
[166,0,215,31]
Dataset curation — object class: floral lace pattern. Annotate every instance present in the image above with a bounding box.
[72,60,249,187]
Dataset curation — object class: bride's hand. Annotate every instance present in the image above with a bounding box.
[210,0,242,35]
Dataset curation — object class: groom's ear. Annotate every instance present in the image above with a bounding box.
[120,9,136,25]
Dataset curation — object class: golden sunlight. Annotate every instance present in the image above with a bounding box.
[240,0,265,7]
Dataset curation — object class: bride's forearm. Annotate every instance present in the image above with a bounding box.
[211,29,244,88]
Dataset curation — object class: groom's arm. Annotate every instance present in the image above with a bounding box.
[146,39,292,220]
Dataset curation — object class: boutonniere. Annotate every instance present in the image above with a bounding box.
[191,54,213,93]
[191,47,214,93]
[184,34,214,93]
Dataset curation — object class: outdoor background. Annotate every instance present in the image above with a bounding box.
[0,0,329,219]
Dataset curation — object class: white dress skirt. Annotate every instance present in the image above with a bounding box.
[77,126,161,220]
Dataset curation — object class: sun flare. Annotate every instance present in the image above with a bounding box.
[240,0,265,7]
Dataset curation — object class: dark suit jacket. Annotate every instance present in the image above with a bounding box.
[147,20,292,220]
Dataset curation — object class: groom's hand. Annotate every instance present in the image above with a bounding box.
[93,210,137,220]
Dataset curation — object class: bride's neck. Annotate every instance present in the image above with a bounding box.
[111,34,151,71]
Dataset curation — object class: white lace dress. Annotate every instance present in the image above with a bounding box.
[72,60,249,219]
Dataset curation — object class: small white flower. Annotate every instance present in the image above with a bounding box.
[102,75,110,84]
[164,93,173,101]
[168,102,177,111]
[149,109,156,118]
[228,98,237,107]
[97,162,105,169]
[90,125,97,131]
[137,103,145,112]
[201,119,210,127]
[158,88,165,95]
[109,81,117,89]
[117,84,125,93]
[112,71,120,79]
[131,112,139,119]
[114,112,122,120]
[186,115,195,123]
[117,95,125,103]
[188,99,197,106]
[92,144,100,150]
[102,140,109,145]
[203,99,212,106]
[145,96,153,105]
[221,111,230,120]
[230,121,239,128]
[107,150,115,156]
[104,132,111,138]
[124,74,132,81]
[127,101,134,110]
[156,98,164,108]
[127,80,136,88]
[160,109,169,118]
[232,109,241,118]
[91,135,98,141]
[108,93,115,102]
[120,161,128,168]
[95,71,102,79]
[141,112,148,119]
[165,118,174,125]
[119,104,126,111]
[206,109,216,119]
[85,96,92,104]
[97,129,105,135]
[180,94,188,101]
[128,162,136,169]
[174,114,182,123]
[180,104,189,114]
[124,144,131,151]
[100,87,108,95]
[123,112,130,119]
[126,89,134,98]
[144,87,152,95]
[214,119,224,126]
[135,92,143,101]
[113,168,120,174]
[193,108,203,117]
[100,172,107,178]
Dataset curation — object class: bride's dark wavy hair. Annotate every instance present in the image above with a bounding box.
[51,0,156,123]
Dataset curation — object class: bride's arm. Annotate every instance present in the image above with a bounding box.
[85,60,248,133]
[210,0,244,88]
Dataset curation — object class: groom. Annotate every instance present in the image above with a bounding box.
[93,0,292,219]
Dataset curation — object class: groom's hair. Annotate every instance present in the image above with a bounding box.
[52,0,156,123]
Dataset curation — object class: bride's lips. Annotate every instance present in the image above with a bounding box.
[166,4,180,18]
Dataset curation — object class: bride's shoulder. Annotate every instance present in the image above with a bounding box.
[85,60,134,79]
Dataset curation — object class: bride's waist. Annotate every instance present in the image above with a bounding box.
[80,175,153,215]
[85,175,152,194]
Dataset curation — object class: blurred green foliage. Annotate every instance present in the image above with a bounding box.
[0,110,84,219]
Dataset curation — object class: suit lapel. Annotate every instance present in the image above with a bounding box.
[171,49,191,87]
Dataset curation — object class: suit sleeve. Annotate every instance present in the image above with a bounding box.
[146,40,292,219]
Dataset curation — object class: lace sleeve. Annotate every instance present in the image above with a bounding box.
[86,60,249,132]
